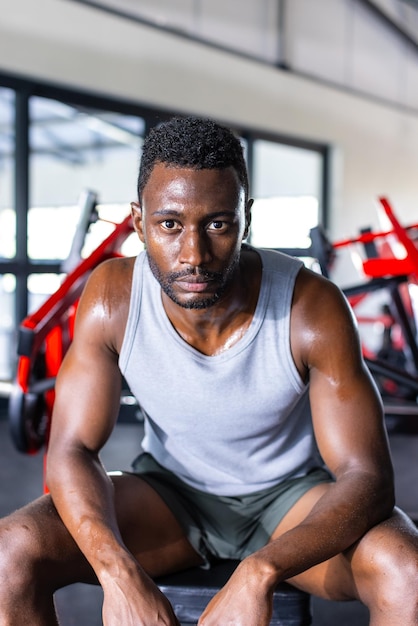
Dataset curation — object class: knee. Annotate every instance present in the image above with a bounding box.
[0,515,43,592]
[364,525,418,613]
[378,549,418,603]
[369,553,418,622]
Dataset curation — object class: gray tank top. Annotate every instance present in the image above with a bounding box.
[119,248,322,496]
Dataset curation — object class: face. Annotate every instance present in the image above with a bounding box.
[131,163,251,310]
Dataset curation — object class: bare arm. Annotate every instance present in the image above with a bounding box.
[199,268,394,624]
[249,268,395,579]
[46,258,179,626]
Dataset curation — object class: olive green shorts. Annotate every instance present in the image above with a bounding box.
[131,453,332,567]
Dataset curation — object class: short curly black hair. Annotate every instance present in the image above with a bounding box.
[137,116,248,201]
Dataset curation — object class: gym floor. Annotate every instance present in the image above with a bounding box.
[0,400,417,626]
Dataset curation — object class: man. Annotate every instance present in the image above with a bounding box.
[1,115,417,626]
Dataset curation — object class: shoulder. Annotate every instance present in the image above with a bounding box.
[291,266,359,375]
[74,256,137,353]
[88,254,136,282]
[293,265,350,311]
[243,246,303,294]
[82,256,136,308]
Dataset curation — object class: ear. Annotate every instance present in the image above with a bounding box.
[131,201,145,244]
[243,198,253,239]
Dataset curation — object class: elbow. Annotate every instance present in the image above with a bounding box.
[44,447,62,494]
[44,438,75,493]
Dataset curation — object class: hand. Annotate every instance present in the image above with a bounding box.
[101,566,180,626]
[197,560,274,626]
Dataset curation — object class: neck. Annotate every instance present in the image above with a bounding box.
[162,249,261,356]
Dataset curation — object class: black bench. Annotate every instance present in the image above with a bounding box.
[155,559,312,625]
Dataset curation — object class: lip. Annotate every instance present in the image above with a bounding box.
[176,277,214,292]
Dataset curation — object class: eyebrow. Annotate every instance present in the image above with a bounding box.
[151,209,239,219]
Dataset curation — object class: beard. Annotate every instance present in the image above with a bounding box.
[147,252,241,310]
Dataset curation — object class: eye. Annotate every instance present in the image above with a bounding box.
[161,219,179,230]
[208,220,227,232]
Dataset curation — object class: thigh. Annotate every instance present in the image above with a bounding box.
[268,483,418,601]
[268,482,355,599]
[111,471,204,576]
[1,472,202,592]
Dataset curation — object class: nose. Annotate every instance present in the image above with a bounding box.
[179,229,212,267]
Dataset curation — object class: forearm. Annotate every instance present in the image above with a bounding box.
[245,470,395,588]
[47,446,181,626]
[46,445,136,584]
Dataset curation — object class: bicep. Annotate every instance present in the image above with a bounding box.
[48,275,123,460]
[296,273,392,479]
[309,359,391,479]
[50,341,122,455]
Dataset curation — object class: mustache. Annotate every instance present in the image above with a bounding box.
[168,268,223,281]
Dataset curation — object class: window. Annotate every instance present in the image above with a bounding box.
[249,139,324,250]
[28,97,144,266]
[0,88,15,379]
[0,87,15,259]
[26,96,144,315]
